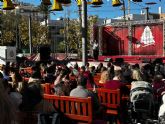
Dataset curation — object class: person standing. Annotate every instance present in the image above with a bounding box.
[93,40,99,61]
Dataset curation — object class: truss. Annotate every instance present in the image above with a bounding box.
[101,19,164,27]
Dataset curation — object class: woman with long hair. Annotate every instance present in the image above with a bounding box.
[99,70,110,84]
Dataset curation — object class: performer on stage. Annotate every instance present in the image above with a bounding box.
[92,40,99,61]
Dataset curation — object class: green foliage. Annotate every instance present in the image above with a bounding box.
[0,9,98,55]
[0,12,15,45]
[0,11,49,47]
[57,41,65,52]
[59,15,98,55]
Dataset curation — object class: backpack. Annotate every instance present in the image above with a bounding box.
[38,112,61,124]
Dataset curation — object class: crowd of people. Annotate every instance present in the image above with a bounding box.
[0,58,165,123]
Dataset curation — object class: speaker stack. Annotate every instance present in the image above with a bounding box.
[39,46,51,61]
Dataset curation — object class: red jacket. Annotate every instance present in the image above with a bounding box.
[103,80,130,95]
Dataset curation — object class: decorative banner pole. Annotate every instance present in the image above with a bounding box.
[29,13,32,55]
[81,0,87,66]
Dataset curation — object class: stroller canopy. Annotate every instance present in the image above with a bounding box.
[131,81,152,90]
[131,81,153,93]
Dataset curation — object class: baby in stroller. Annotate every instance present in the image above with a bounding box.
[129,81,155,124]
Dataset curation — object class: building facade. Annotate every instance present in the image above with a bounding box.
[46,19,65,53]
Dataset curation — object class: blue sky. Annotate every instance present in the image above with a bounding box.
[19,0,165,20]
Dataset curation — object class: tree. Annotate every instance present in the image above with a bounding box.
[59,15,98,57]
[19,16,50,48]
[0,12,16,46]
[0,11,49,50]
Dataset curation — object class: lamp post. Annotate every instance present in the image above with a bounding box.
[81,0,87,66]
[15,6,20,51]
[120,0,126,22]
[77,4,81,59]
[29,12,32,55]
[27,9,39,55]
[123,0,126,22]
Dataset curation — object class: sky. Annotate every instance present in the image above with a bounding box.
[19,0,165,20]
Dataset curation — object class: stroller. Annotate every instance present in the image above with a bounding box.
[129,81,156,124]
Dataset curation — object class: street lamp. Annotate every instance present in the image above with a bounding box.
[81,0,87,66]
[29,12,32,55]
[15,6,20,51]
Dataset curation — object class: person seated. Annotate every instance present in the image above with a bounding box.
[121,64,133,84]
[54,69,68,86]
[70,74,104,118]
[19,81,55,113]
[52,81,69,96]
[28,71,42,84]
[68,71,77,91]
[9,68,23,92]
[1,65,10,81]
[89,66,96,76]
[96,63,103,73]
[99,70,109,84]
[2,79,22,111]
[43,66,55,83]
[86,73,98,89]
[79,65,90,76]
[103,70,129,95]
[131,64,143,81]
[103,70,129,124]
[107,62,114,80]
[85,62,90,71]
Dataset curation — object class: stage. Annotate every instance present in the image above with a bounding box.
[98,55,165,63]
[67,55,165,68]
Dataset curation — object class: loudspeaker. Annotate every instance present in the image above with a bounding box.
[40,46,51,61]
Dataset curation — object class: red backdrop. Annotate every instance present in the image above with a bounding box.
[102,24,163,56]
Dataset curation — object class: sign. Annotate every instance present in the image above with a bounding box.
[137,26,155,48]
[6,47,16,60]
[0,46,16,62]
